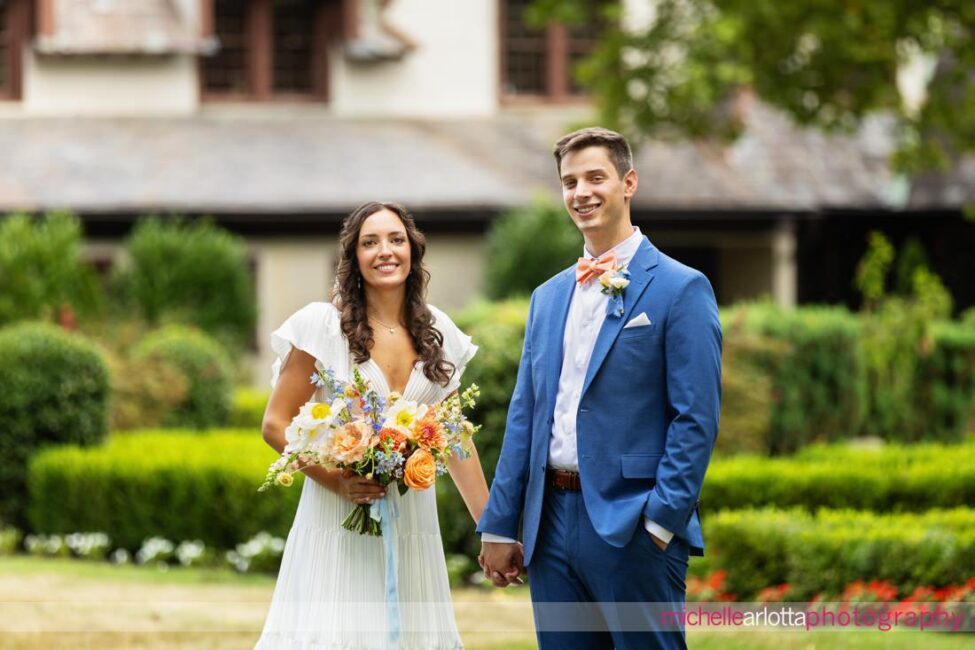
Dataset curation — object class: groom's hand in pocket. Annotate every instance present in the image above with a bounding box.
[649,532,669,552]
[479,541,524,587]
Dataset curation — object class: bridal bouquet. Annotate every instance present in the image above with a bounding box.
[259,366,480,536]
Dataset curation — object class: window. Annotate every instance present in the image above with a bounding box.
[273,0,317,94]
[0,3,9,94]
[201,0,249,94]
[202,0,336,101]
[501,0,608,101]
[0,0,28,100]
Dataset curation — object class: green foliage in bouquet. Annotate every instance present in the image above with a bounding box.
[0,212,103,327]
[704,441,975,513]
[112,217,256,349]
[484,199,583,300]
[28,430,299,549]
[132,326,233,429]
[0,322,110,527]
[704,508,975,600]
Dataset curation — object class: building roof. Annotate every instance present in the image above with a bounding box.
[0,102,963,216]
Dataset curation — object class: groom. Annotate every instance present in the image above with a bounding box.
[477,127,722,649]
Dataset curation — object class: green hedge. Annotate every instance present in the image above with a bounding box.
[915,321,975,442]
[112,217,256,349]
[0,212,102,327]
[0,322,110,527]
[230,388,269,429]
[722,303,866,454]
[28,430,299,549]
[703,508,975,599]
[133,326,233,429]
[438,299,530,558]
[703,441,975,512]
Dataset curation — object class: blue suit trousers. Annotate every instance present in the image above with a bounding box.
[528,487,690,650]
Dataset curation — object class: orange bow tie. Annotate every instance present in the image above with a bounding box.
[575,252,618,285]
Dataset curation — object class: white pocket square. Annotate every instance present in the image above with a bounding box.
[624,312,652,329]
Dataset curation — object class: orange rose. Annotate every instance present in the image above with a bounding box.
[412,416,445,451]
[329,421,373,464]
[403,449,437,490]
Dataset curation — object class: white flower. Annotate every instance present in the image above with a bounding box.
[610,275,630,290]
[383,399,428,431]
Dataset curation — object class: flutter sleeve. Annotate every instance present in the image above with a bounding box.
[269,302,346,388]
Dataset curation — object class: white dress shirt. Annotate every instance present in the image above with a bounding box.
[482,227,674,546]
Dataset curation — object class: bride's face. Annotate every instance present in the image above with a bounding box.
[356,209,412,291]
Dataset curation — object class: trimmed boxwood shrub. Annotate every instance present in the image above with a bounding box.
[28,430,299,549]
[0,212,103,327]
[703,441,975,513]
[703,508,975,599]
[723,303,866,454]
[132,326,233,429]
[0,322,110,526]
[484,200,582,300]
[112,217,256,349]
[914,321,975,442]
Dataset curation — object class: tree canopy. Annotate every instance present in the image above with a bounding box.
[529,0,975,171]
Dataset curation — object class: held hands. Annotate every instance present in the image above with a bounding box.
[479,541,525,588]
[334,469,386,505]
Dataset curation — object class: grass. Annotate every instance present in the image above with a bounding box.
[0,557,970,649]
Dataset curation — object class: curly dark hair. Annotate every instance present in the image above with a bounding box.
[331,201,455,387]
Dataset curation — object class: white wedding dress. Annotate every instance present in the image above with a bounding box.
[255,302,476,650]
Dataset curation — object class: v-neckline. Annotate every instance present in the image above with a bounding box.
[364,357,420,397]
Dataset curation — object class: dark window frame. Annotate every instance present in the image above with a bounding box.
[200,0,339,103]
[499,0,606,104]
[0,0,30,102]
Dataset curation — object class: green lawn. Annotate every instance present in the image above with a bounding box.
[0,557,970,649]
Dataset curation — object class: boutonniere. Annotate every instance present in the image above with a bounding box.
[599,266,630,318]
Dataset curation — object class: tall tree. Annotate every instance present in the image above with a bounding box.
[528,0,975,171]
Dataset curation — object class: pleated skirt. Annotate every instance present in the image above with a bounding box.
[255,476,463,649]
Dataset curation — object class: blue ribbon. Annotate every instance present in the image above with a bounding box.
[606,293,625,318]
[376,495,401,648]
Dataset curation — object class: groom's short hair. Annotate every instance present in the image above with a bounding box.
[553,127,633,180]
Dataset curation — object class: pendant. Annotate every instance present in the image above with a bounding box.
[387,328,395,335]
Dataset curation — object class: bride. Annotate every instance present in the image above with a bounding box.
[255,201,492,649]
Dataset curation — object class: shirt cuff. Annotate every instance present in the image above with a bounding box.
[644,517,674,544]
[480,532,519,544]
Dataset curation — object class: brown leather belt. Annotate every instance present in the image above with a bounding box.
[548,468,582,491]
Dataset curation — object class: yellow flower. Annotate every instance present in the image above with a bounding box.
[396,410,415,428]
[311,403,332,419]
[388,391,402,404]
[276,472,294,487]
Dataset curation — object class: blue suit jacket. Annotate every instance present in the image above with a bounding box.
[477,237,722,562]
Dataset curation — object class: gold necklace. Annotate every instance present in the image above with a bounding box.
[369,314,400,335]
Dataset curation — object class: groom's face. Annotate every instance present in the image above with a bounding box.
[559,145,636,240]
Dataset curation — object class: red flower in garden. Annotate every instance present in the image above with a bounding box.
[758,583,792,602]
